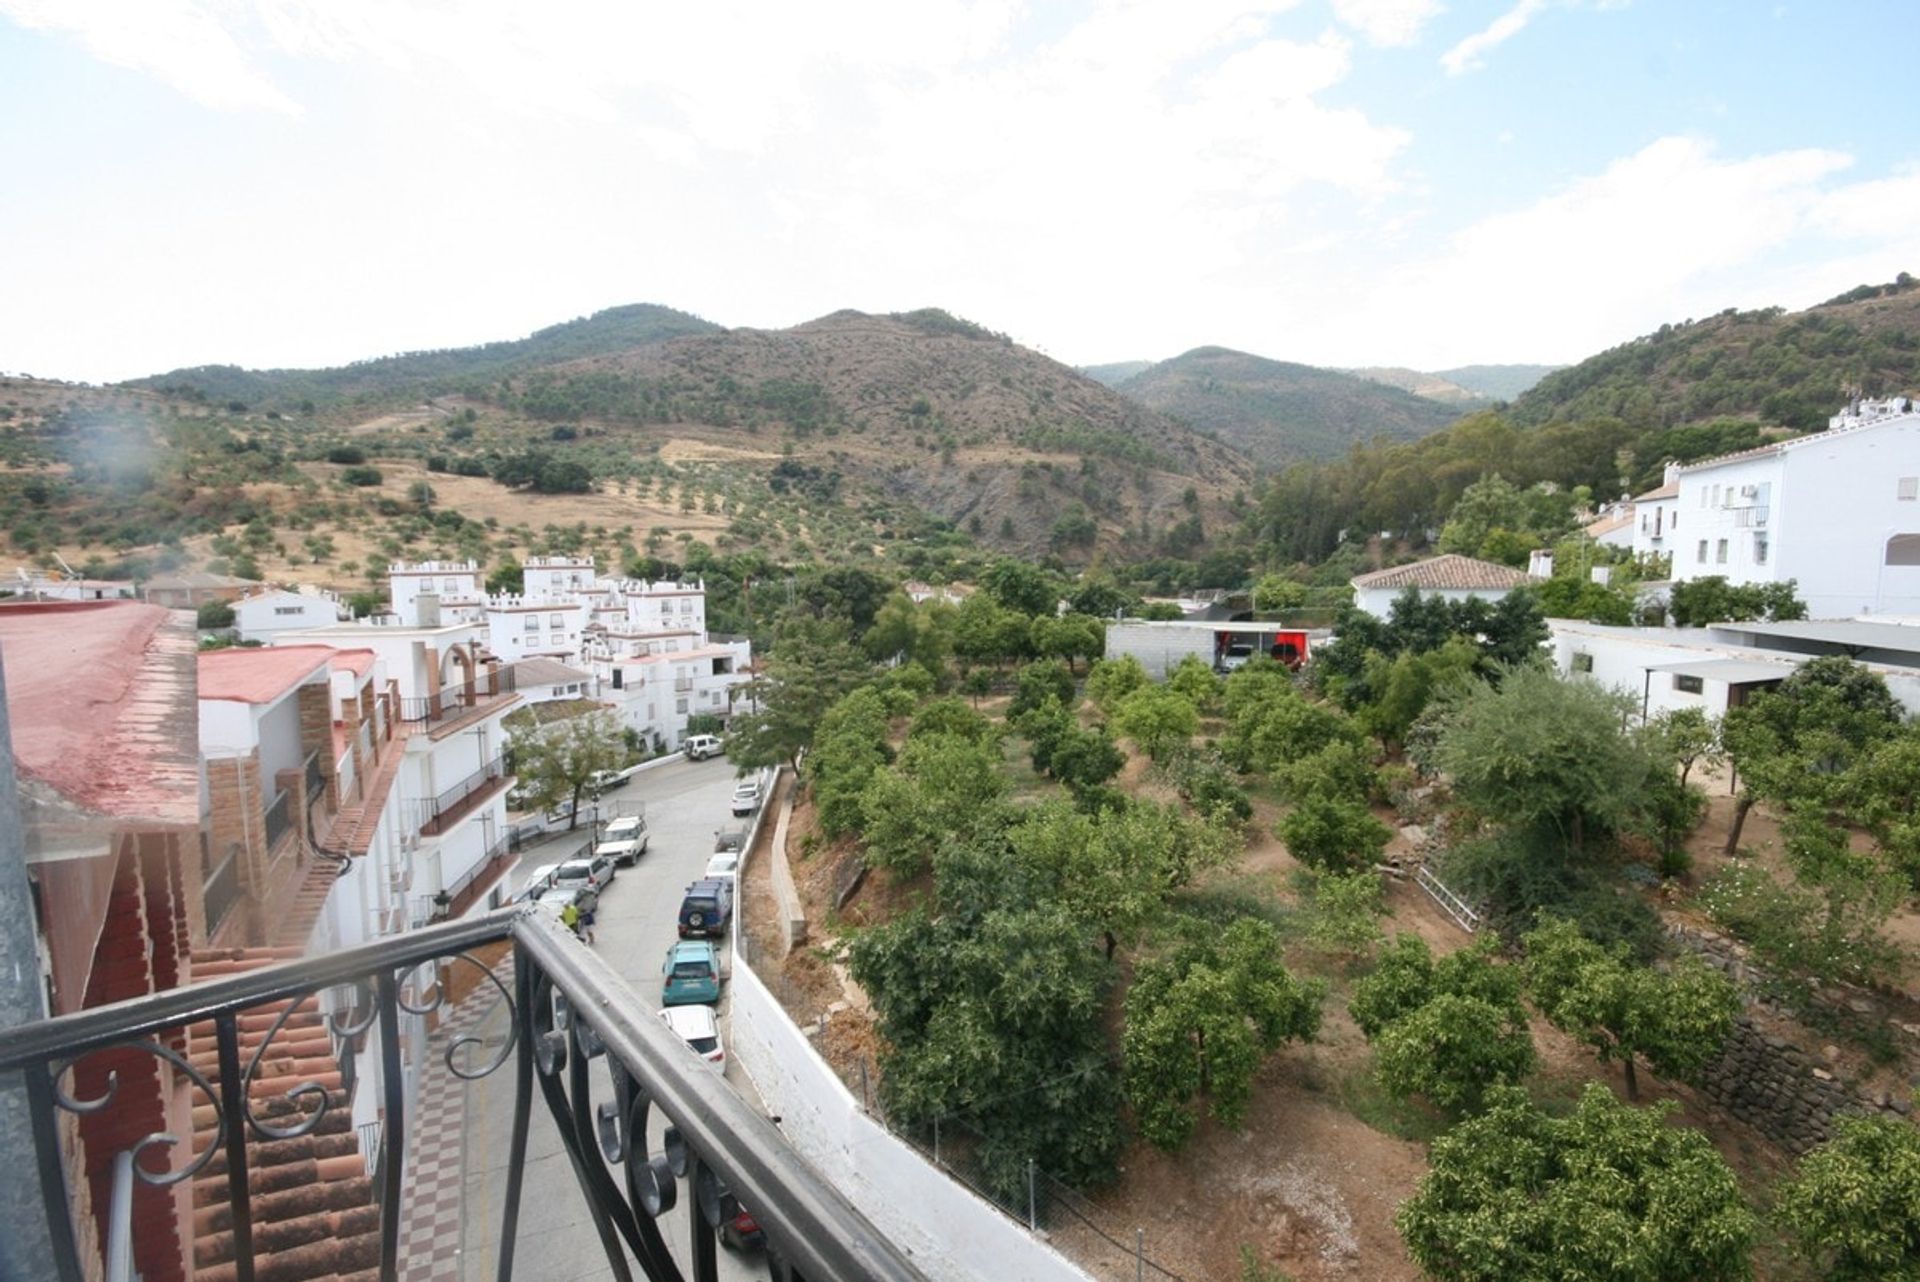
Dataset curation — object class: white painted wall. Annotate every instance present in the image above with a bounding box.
[727,773,1092,1282]
[1353,584,1514,620]
[234,591,344,643]
[1674,416,1920,617]
[729,966,1093,1282]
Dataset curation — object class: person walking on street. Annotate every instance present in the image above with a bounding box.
[560,899,582,940]
[579,901,597,945]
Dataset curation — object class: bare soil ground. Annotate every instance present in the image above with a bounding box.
[746,730,1901,1281]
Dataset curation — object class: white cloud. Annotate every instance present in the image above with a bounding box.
[0,0,301,113]
[1326,136,1867,366]
[1331,0,1445,46]
[1440,0,1547,74]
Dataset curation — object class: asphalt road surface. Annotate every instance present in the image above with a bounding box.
[458,756,767,1282]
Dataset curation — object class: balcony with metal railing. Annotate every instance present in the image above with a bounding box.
[398,670,519,733]
[417,757,510,837]
[0,911,926,1282]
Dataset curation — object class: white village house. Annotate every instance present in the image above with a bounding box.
[1349,553,1540,619]
[1668,397,1920,617]
[231,587,349,644]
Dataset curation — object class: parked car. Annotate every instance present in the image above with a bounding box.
[594,813,649,866]
[534,882,598,920]
[704,850,741,880]
[713,824,747,854]
[661,940,723,1006]
[730,778,761,817]
[521,863,563,899]
[552,854,615,894]
[684,733,724,761]
[657,1003,725,1067]
[720,1205,765,1252]
[588,766,631,794]
[678,878,734,938]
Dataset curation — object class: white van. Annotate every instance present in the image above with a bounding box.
[684,734,724,761]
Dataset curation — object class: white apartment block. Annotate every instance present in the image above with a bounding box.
[388,560,485,626]
[1671,397,1920,617]
[384,556,754,751]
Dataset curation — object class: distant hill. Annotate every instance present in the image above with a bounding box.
[1509,276,1920,429]
[125,303,721,409]
[1345,366,1490,407]
[1080,360,1154,388]
[483,308,1252,557]
[1433,364,1562,402]
[1112,347,1464,467]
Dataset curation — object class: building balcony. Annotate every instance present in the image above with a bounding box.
[417,758,510,837]
[398,669,519,734]
[0,912,926,1282]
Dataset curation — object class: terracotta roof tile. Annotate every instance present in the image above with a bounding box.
[1350,553,1537,592]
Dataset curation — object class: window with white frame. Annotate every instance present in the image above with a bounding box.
[1674,674,1704,695]
[1900,477,1919,501]
[549,613,564,628]
[274,605,303,616]
[1716,539,1728,564]
[1572,653,1593,673]
[523,616,539,632]
[676,698,688,714]
[1697,540,1708,564]
[1755,534,1769,565]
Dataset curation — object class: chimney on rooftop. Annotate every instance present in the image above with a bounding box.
[1528,549,1554,579]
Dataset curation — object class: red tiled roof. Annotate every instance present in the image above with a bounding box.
[1350,554,1536,592]
[1632,481,1678,501]
[189,860,380,1282]
[200,646,333,705]
[1584,511,1633,538]
[0,601,202,826]
[328,649,377,679]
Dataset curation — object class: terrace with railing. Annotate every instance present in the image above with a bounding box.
[398,668,518,732]
[0,911,926,1282]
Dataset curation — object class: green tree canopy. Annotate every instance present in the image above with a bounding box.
[728,618,872,768]
[1521,916,1740,1099]
[1396,1084,1755,1282]
[1778,1114,1920,1282]
[1436,663,1655,853]
[508,707,626,830]
[1123,918,1324,1150]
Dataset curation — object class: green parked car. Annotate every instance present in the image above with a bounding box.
[662,939,723,1006]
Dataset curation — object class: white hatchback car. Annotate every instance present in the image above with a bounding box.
[704,851,741,881]
[552,854,615,894]
[729,779,761,817]
[658,1003,725,1066]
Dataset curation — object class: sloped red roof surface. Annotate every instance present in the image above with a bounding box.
[1350,553,1536,591]
[199,646,332,704]
[328,649,377,679]
[0,601,200,826]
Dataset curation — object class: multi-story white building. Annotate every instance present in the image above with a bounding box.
[485,596,590,664]
[384,557,753,750]
[1628,467,1683,565]
[387,560,485,626]
[1671,397,1920,617]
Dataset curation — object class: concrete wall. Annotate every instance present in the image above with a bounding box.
[729,964,1092,1282]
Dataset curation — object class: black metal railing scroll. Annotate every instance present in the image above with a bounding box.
[0,910,929,1282]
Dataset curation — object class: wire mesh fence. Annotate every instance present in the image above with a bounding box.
[878,1102,1189,1282]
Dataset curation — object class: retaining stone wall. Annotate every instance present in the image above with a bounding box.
[1668,924,1911,1152]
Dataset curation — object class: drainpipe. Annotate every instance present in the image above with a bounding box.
[0,646,59,1275]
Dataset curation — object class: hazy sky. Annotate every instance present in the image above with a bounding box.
[4,1,1917,383]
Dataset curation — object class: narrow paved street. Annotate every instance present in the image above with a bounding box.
[456,757,767,1282]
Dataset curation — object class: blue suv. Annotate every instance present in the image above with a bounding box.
[677,878,734,939]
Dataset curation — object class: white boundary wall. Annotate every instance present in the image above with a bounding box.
[728,771,1092,1282]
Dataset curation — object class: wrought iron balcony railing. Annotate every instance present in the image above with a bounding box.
[0,910,926,1282]
[262,787,293,854]
[417,756,509,836]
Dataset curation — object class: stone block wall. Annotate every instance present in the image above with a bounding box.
[1670,923,1912,1152]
